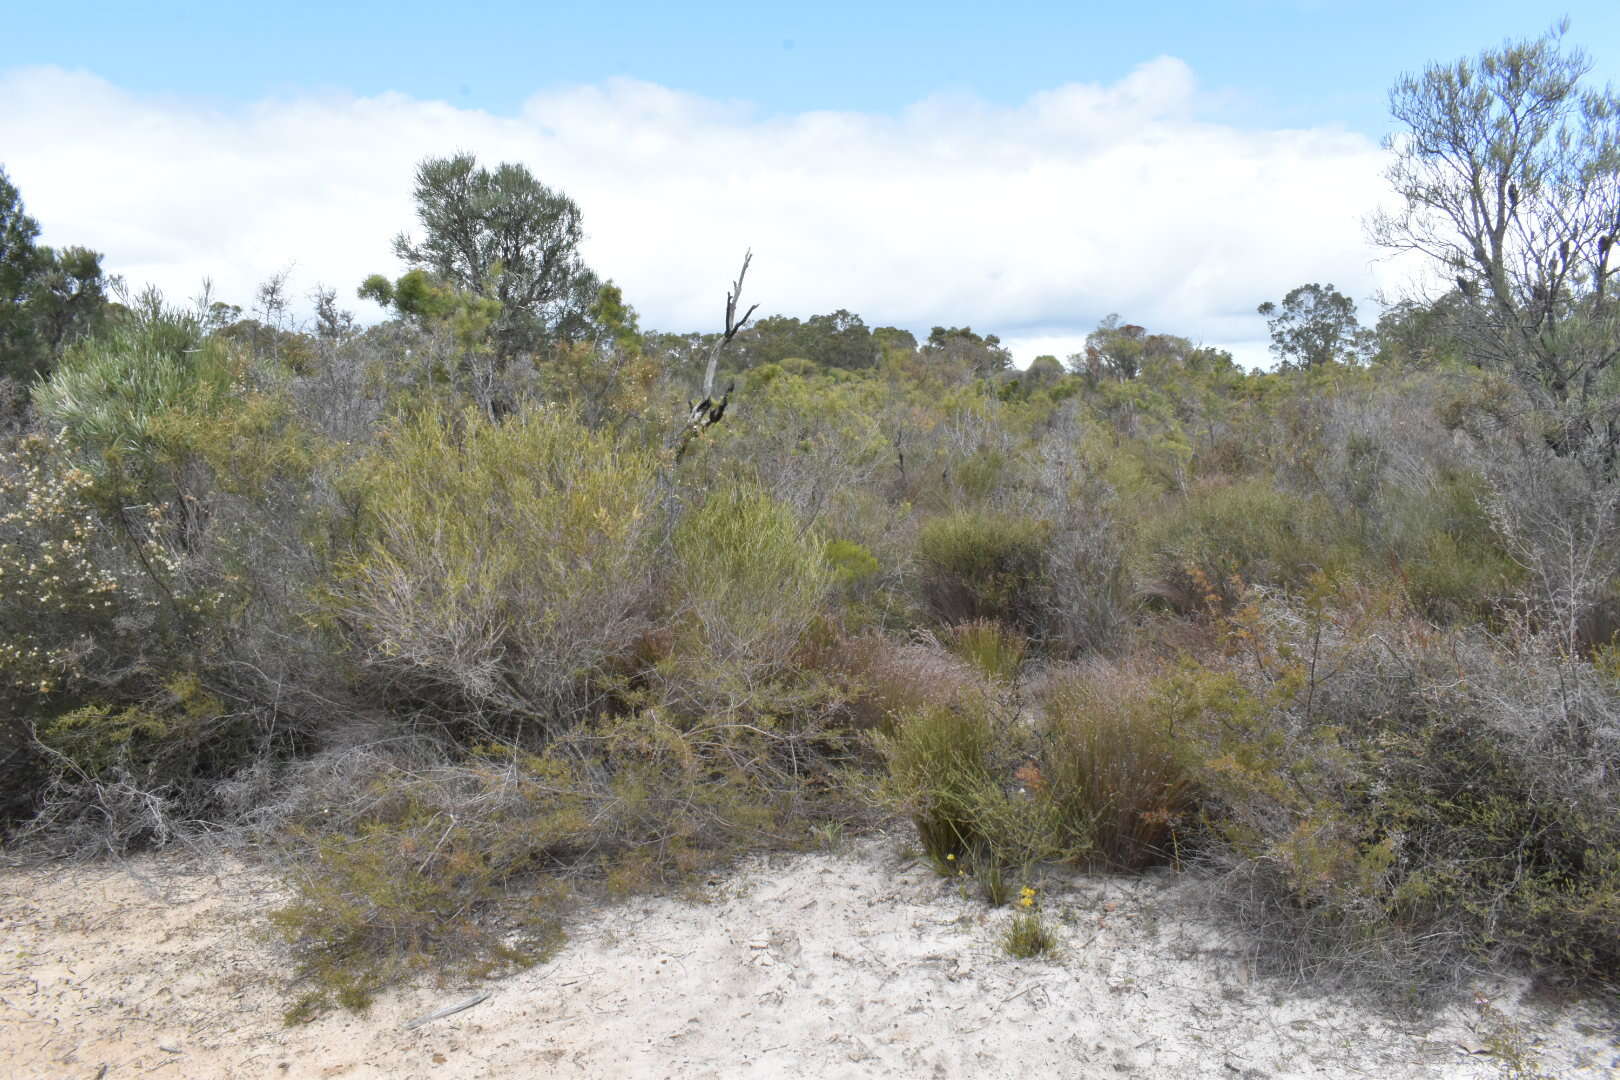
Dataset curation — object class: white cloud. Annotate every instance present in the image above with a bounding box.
[0,61,1404,363]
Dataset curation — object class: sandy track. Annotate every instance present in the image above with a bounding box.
[3,835,1616,1079]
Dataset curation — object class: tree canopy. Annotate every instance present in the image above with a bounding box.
[391,153,600,364]
[1258,283,1374,369]
[1372,22,1620,419]
[0,167,107,384]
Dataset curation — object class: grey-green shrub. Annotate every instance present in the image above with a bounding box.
[917,510,1049,629]
[335,402,659,725]
[670,483,832,681]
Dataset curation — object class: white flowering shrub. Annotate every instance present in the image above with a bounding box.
[0,432,174,700]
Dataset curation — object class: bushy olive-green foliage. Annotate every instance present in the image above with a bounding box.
[335,402,659,724]
[0,433,172,699]
[917,510,1049,629]
[1142,478,1346,612]
[1037,664,1193,870]
[271,702,868,1016]
[1184,591,1620,994]
[33,295,233,501]
[1383,467,1522,623]
[876,702,997,867]
[8,198,1620,1017]
[876,698,1072,890]
[670,483,831,678]
[945,619,1026,684]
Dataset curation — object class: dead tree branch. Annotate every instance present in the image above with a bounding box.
[675,250,757,460]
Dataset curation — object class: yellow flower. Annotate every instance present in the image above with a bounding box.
[945,853,955,861]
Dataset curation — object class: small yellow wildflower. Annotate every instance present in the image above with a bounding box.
[1019,886,1038,909]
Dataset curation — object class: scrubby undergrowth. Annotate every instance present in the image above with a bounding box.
[3,279,1618,1019]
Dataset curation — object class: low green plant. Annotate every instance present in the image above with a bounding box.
[946,619,1026,683]
[333,401,660,725]
[876,703,995,868]
[1184,591,1620,995]
[917,510,1049,629]
[1037,664,1194,870]
[1001,910,1058,959]
[273,704,868,1017]
[876,700,1069,880]
[670,483,832,678]
[1141,478,1345,612]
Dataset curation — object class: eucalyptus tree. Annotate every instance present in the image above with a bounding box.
[1257,283,1374,369]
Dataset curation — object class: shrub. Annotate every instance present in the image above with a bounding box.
[1382,467,1521,623]
[270,699,870,1016]
[669,483,832,679]
[946,619,1026,683]
[876,700,1067,885]
[1036,662,1194,870]
[834,633,992,732]
[917,510,1049,629]
[1142,478,1345,613]
[33,294,233,507]
[270,760,574,1017]
[333,403,659,726]
[0,433,175,701]
[1185,591,1620,995]
[1027,448,1132,655]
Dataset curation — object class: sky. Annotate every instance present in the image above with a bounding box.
[4,2,1617,367]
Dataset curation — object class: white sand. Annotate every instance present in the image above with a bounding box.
[3,834,1615,1079]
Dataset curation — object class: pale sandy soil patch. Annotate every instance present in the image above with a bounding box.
[3,835,1616,1079]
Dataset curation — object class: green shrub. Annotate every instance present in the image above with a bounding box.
[0,433,175,700]
[877,701,1066,884]
[272,703,868,1016]
[917,510,1049,629]
[1383,467,1521,623]
[334,402,659,725]
[824,538,880,586]
[877,704,994,867]
[1037,664,1194,869]
[946,619,1027,683]
[1185,593,1620,994]
[1142,478,1346,612]
[33,296,234,505]
[271,774,572,1018]
[670,484,831,678]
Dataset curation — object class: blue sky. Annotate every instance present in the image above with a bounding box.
[13,2,1615,134]
[5,3,1616,364]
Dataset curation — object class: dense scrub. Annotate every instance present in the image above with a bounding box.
[4,206,1619,1015]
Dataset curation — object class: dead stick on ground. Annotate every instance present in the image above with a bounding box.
[403,991,491,1031]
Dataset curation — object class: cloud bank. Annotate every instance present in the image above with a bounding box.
[0,61,1400,365]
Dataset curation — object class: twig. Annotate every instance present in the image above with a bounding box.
[402,990,491,1030]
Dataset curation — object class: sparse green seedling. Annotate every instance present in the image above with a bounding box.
[1002,911,1058,959]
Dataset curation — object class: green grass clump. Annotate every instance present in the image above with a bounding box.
[946,619,1027,683]
[1037,665,1194,870]
[1001,911,1058,959]
[917,510,1049,629]
[877,703,996,868]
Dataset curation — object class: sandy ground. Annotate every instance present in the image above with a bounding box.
[3,834,1617,1080]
